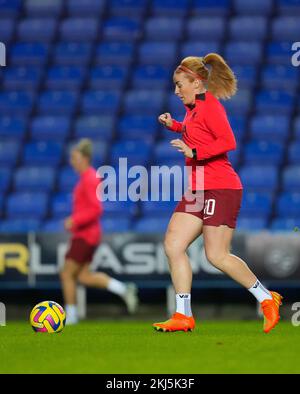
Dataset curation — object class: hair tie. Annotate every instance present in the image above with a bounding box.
[177,65,207,81]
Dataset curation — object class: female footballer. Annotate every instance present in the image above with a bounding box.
[60,139,138,324]
[153,54,282,334]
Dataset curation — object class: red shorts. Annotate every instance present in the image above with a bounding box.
[65,238,98,264]
[174,189,243,229]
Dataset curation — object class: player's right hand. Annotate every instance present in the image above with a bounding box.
[158,112,173,128]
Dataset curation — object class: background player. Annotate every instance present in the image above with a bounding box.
[60,138,139,324]
[153,54,283,334]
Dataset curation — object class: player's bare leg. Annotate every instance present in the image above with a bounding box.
[78,265,139,314]
[203,225,283,333]
[60,259,82,325]
[153,213,202,332]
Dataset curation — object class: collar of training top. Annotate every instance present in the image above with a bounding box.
[185,92,206,110]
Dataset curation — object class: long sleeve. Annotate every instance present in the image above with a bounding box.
[193,102,236,160]
[72,178,102,229]
[166,119,183,133]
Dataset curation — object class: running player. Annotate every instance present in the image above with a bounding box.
[153,54,282,333]
[60,139,139,324]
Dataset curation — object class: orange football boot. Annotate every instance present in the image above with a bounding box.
[261,291,283,333]
[153,312,195,332]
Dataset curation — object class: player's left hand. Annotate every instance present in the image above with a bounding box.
[64,217,73,231]
[170,139,193,158]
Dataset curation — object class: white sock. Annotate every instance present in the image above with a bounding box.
[248,280,272,303]
[66,304,78,321]
[176,293,192,317]
[107,278,127,297]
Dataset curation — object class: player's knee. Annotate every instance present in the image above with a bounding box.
[77,272,90,286]
[205,249,227,269]
[164,234,186,260]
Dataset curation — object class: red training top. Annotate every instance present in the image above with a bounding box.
[167,91,242,191]
[70,166,103,246]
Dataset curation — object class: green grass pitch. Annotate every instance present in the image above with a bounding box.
[0,320,299,374]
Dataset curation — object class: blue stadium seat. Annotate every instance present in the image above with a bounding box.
[294,116,300,139]
[138,42,177,65]
[181,41,221,58]
[244,141,284,165]
[25,0,63,17]
[132,65,170,89]
[229,115,247,141]
[0,116,27,139]
[0,91,34,115]
[0,167,11,192]
[41,219,65,232]
[60,18,99,41]
[10,43,49,66]
[233,0,273,15]
[192,0,230,16]
[51,193,72,218]
[81,90,121,115]
[133,217,170,233]
[267,41,295,65]
[124,90,165,115]
[74,115,115,140]
[23,141,63,166]
[67,0,106,16]
[231,65,257,89]
[0,194,3,215]
[111,140,152,166]
[249,115,290,142]
[6,192,48,219]
[95,42,134,66]
[58,166,78,192]
[239,166,278,192]
[229,17,267,41]
[18,18,57,42]
[118,115,158,141]
[0,219,41,233]
[270,218,300,231]
[151,0,189,16]
[2,66,42,90]
[167,94,185,114]
[153,140,183,164]
[54,42,92,66]
[240,192,273,217]
[101,218,131,233]
[282,166,300,191]
[102,200,137,218]
[103,18,141,41]
[89,66,128,89]
[0,19,15,43]
[272,17,300,40]
[276,192,300,217]
[236,217,268,231]
[14,167,55,192]
[187,17,226,41]
[278,0,300,15]
[0,141,20,166]
[109,0,147,17]
[141,200,178,216]
[223,89,252,115]
[0,0,22,17]
[31,116,71,141]
[46,66,86,90]
[261,65,299,91]
[225,42,263,65]
[255,90,295,115]
[288,141,300,164]
[65,140,109,166]
[38,91,78,115]
[228,147,241,168]
[145,18,184,41]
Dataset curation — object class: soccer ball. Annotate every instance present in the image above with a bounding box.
[30,301,66,333]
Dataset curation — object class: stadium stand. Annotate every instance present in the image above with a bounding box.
[0,0,300,233]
